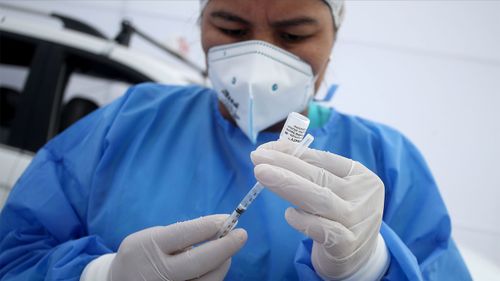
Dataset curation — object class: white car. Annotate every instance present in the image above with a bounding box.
[0,8,204,209]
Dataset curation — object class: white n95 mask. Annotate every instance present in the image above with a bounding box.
[208,40,315,143]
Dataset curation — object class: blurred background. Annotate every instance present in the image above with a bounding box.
[1,1,499,279]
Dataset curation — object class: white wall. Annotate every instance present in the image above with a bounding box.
[330,2,500,276]
[329,2,500,279]
[2,0,499,279]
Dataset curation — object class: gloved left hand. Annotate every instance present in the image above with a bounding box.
[251,140,386,280]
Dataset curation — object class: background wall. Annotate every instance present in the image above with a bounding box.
[2,1,499,279]
[329,3,500,279]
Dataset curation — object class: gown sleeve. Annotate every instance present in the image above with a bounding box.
[294,129,472,280]
[0,86,136,280]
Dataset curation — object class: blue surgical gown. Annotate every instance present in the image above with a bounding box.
[0,83,471,280]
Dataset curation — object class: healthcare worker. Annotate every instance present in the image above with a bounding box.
[0,0,471,280]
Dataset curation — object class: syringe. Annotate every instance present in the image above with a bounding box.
[216,112,314,238]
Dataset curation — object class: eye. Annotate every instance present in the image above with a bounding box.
[280,32,309,43]
[219,27,248,38]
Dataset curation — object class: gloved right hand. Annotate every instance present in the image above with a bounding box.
[109,214,247,281]
[251,141,388,280]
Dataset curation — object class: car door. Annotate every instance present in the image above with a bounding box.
[0,30,41,208]
[1,29,152,209]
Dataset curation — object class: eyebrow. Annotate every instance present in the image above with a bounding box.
[271,17,319,28]
[210,10,319,28]
[210,11,250,25]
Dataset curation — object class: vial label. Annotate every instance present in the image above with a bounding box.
[282,125,306,143]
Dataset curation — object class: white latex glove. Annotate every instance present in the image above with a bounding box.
[81,214,247,281]
[251,141,388,280]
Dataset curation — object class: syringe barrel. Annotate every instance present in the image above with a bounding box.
[279,112,310,143]
[239,183,264,208]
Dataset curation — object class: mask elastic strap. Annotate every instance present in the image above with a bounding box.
[248,88,256,144]
[314,84,338,102]
[313,55,338,103]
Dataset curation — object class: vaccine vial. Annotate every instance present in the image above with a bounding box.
[279,112,310,143]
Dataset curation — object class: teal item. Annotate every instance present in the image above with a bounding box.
[308,101,332,129]
[0,84,471,280]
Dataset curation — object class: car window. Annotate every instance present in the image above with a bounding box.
[59,72,131,132]
[1,31,152,151]
[56,51,146,133]
[0,34,36,145]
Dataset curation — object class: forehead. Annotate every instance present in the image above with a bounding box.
[204,0,332,25]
